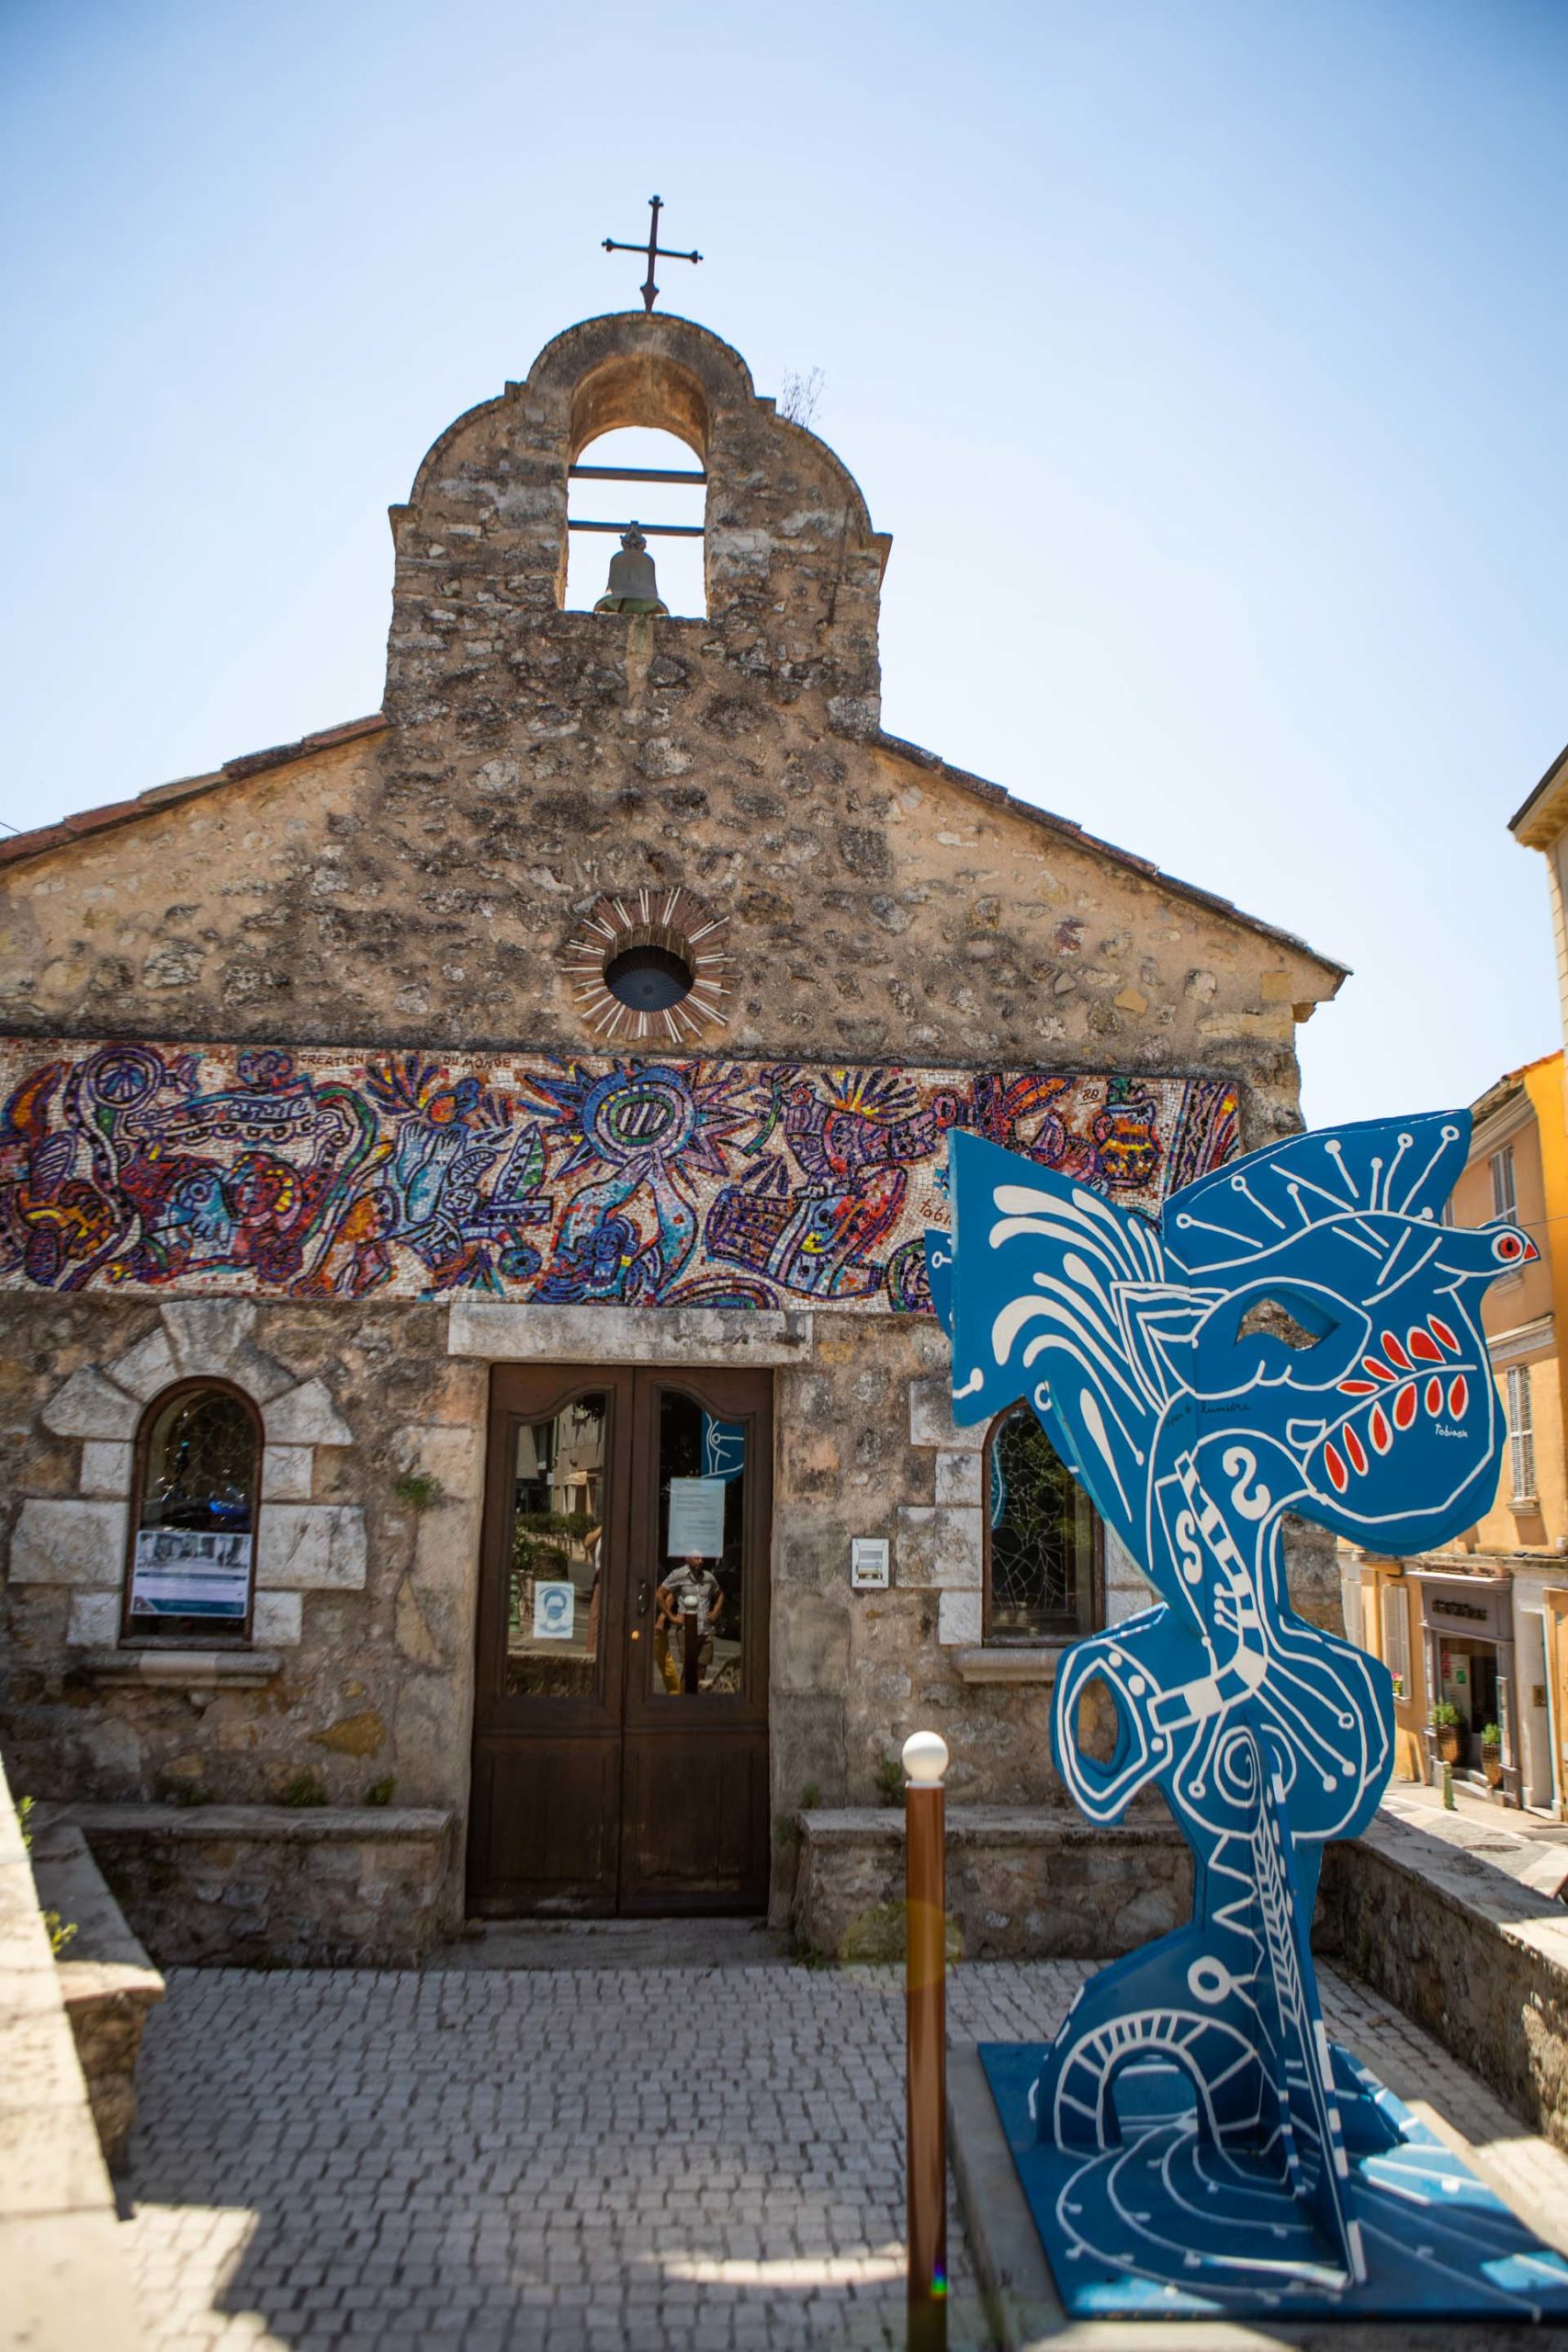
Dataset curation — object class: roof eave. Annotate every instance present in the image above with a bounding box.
[874,730,1348,991]
[1510,741,1568,845]
[0,715,389,873]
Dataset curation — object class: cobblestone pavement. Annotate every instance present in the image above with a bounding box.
[121,1958,1568,2351]
[1382,1782,1568,1894]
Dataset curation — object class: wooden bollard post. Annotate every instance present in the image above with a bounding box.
[904,1729,949,2351]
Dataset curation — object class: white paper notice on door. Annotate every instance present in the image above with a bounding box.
[533,1581,575,1640]
[666,1476,727,1560]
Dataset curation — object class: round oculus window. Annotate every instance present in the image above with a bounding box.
[604,943,695,1013]
[559,887,731,1041]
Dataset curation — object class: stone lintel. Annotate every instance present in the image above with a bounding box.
[74,1649,283,1690]
[59,1804,453,1845]
[39,1370,140,1444]
[255,1503,367,1591]
[938,1589,983,1645]
[953,1646,1069,1685]
[261,1445,313,1502]
[908,1375,985,1452]
[79,1442,133,1498]
[263,1381,353,1447]
[897,1506,982,1589]
[11,1500,128,1589]
[447,1300,815,1365]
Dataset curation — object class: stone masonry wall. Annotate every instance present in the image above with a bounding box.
[0,315,1337,1126]
[0,310,1345,1945]
[0,1293,485,1826]
[1316,1814,1568,2156]
[776,1317,1340,1838]
[3,1289,1344,1936]
[63,1804,453,1969]
[0,721,1332,1108]
[792,1809,1192,1963]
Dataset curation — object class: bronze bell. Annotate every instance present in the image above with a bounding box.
[594,523,668,616]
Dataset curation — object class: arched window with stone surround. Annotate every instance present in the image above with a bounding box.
[122,1381,262,1644]
[983,1406,1102,1642]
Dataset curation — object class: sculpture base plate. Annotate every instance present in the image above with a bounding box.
[979,2041,1568,2324]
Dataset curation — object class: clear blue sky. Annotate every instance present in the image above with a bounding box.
[4,0,1565,1126]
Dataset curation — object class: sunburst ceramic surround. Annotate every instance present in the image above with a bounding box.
[558,888,732,1043]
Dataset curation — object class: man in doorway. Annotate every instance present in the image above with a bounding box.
[656,1553,724,1692]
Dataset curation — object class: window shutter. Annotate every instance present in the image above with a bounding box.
[1492,1146,1517,1219]
[1507,1366,1537,1501]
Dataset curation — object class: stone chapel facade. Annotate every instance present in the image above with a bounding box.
[0,311,1346,1960]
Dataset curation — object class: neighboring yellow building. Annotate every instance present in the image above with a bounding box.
[1346,1051,1568,1811]
[1512,741,1568,1057]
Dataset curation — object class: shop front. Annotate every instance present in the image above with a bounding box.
[1409,1568,1519,1804]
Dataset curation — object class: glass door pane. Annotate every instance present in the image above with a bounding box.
[649,1388,747,1698]
[504,1390,608,1698]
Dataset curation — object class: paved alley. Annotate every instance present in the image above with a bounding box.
[118,1953,1568,2351]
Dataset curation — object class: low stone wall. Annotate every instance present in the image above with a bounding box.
[60,1803,456,1967]
[1316,1813,1568,2154]
[28,1812,164,2168]
[0,1756,145,2350]
[793,1805,1190,1962]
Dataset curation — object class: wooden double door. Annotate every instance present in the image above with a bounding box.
[466,1363,773,1916]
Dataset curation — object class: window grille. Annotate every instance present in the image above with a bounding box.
[984,1407,1100,1640]
[124,1383,261,1643]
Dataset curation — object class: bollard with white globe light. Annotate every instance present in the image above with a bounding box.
[903,1728,949,2351]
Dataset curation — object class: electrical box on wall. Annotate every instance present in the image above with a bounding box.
[851,1538,889,1590]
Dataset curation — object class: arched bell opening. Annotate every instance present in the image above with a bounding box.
[564,424,708,619]
[563,354,712,620]
[567,353,710,464]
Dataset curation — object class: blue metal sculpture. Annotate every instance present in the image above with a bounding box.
[930,1113,1568,2320]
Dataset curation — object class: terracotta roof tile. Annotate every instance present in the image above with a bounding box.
[62,797,151,838]
[220,714,386,781]
[0,822,73,867]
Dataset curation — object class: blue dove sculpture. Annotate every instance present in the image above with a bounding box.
[929,1113,1568,2320]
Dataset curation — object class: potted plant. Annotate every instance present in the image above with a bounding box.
[1430,1700,1463,1767]
[1481,1723,1504,1789]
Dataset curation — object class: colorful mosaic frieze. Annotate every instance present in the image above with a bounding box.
[0,1042,1238,1310]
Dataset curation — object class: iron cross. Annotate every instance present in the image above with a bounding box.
[603,196,702,315]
